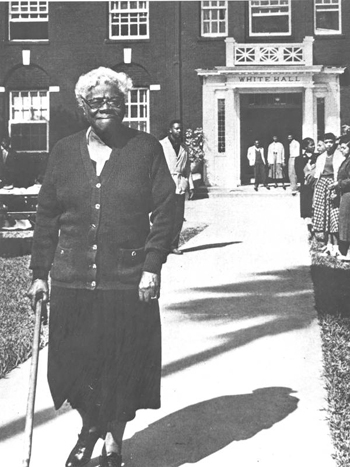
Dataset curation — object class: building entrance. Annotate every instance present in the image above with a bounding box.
[240,93,302,185]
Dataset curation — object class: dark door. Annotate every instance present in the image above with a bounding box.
[240,93,302,185]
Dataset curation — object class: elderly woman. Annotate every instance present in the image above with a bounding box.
[27,67,175,467]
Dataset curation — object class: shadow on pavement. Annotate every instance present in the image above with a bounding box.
[90,387,298,467]
[0,402,71,443]
[181,241,242,253]
[162,266,314,378]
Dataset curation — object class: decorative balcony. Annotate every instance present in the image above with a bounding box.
[225,36,314,67]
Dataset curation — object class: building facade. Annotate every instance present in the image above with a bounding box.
[0,0,349,187]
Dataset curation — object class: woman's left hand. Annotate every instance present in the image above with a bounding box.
[138,271,160,302]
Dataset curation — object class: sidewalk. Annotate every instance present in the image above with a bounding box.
[0,191,335,467]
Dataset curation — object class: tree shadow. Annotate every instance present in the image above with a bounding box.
[0,401,71,443]
[89,387,298,467]
[181,241,242,253]
[162,266,314,378]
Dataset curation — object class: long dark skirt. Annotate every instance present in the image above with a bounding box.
[48,287,161,429]
[300,183,314,219]
[339,192,350,242]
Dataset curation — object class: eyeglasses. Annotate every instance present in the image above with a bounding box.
[82,97,124,110]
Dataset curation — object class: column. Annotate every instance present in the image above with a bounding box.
[202,78,217,186]
[325,76,341,136]
[225,87,240,188]
[302,85,315,140]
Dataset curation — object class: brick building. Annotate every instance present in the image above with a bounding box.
[0,0,349,187]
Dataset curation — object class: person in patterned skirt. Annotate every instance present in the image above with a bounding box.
[313,133,345,256]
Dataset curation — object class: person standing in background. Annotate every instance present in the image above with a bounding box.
[0,136,16,189]
[287,134,300,195]
[313,133,345,256]
[160,120,194,255]
[267,135,286,189]
[247,139,270,191]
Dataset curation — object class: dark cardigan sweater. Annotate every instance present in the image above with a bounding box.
[30,128,176,290]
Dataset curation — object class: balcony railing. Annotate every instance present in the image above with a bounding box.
[225,36,314,67]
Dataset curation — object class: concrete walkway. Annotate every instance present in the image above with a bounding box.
[0,189,335,466]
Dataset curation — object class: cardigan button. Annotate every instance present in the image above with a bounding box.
[95,204,100,210]
[91,281,96,288]
[96,183,101,188]
[131,251,137,257]
[92,244,97,250]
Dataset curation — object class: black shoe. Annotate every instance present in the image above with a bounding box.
[254,186,258,191]
[66,430,100,467]
[100,449,123,467]
[264,185,270,190]
[171,248,183,255]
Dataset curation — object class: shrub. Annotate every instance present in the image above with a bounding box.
[185,127,205,174]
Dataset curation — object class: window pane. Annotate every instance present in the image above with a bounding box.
[316,11,339,31]
[218,99,225,153]
[11,123,47,151]
[124,88,149,132]
[250,0,291,35]
[109,0,149,39]
[10,90,49,151]
[201,0,227,36]
[252,15,289,33]
[9,1,48,41]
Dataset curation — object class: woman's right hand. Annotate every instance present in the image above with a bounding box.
[27,279,49,310]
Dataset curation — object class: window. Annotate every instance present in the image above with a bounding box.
[124,88,149,132]
[217,99,225,153]
[314,0,341,35]
[201,1,227,37]
[8,1,48,41]
[109,1,149,40]
[249,0,291,36]
[9,91,49,152]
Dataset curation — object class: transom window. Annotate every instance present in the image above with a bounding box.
[109,1,149,40]
[8,1,49,41]
[314,0,341,35]
[201,1,227,37]
[124,89,149,133]
[249,0,291,36]
[9,91,49,152]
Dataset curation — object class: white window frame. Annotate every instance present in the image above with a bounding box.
[8,1,49,42]
[201,1,228,38]
[249,0,291,37]
[9,90,49,153]
[109,1,149,40]
[124,88,149,133]
[314,0,342,35]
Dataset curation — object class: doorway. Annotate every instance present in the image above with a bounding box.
[240,93,302,184]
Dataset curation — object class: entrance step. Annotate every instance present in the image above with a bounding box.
[194,185,294,198]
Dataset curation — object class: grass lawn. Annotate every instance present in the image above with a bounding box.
[0,252,48,379]
[310,234,350,466]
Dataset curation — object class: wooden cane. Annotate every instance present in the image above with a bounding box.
[22,298,43,467]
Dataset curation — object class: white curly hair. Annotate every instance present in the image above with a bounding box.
[75,67,133,108]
